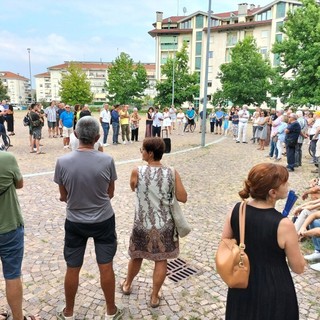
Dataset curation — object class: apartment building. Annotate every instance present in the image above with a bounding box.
[35,61,156,103]
[149,0,301,108]
[0,71,31,104]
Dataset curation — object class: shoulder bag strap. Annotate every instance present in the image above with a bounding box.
[239,200,247,246]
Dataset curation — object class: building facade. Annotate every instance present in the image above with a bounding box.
[0,71,31,104]
[149,0,301,108]
[35,61,156,103]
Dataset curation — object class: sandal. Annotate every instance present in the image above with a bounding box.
[105,306,123,320]
[150,295,162,308]
[120,281,132,295]
[36,151,45,155]
[56,306,74,320]
[0,311,9,320]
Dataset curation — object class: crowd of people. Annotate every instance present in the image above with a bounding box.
[2,100,320,319]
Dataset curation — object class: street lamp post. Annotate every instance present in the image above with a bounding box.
[27,48,32,103]
[201,0,212,147]
[172,36,177,106]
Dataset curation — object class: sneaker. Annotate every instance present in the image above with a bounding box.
[310,262,320,271]
[56,305,75,320]
[236,141,240,143]
[105,307,123,320]
[122,141,126,145]
[304,251,320,262]
[103,143,108,147]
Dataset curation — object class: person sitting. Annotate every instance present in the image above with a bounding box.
[298,211,320,269]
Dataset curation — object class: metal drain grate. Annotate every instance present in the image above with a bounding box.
[166,258,197,282]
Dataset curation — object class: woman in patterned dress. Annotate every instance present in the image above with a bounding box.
[121,137,187,308]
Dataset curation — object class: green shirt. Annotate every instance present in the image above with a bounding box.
[0,152,24,234]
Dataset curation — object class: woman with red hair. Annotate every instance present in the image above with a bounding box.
[221,163,305,320]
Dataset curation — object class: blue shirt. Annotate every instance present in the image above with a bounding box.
[186,109,195,119]
[60,111,74,128]
[111,110,119,124]
[215,110,224,119]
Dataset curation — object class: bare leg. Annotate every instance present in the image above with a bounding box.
[98,262,116,316]
[6,278,23,320]
[151,260,167,305]
[63,266,81,317]
[123,258,143,291]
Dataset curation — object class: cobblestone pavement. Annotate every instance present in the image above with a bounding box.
[1,112,320,319]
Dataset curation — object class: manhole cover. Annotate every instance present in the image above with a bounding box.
[166,258,197,282]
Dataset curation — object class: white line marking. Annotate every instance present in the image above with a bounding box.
[22,137,226,178]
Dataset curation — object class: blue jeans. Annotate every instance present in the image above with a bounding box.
[0,226,24,279]
[269,138,278,158]
[112,122,119,143]
[101,122,110,144]
[310,219,320,251]
[0,123,8,146]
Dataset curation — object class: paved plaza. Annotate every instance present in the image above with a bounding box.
[1,112,320,319]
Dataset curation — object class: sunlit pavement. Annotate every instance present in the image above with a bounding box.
[0,112,319,319]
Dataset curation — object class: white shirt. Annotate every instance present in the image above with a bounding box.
[100,109,111,123]
[152,112,163,127]
[310,118,320,137]
[238,109,249,123]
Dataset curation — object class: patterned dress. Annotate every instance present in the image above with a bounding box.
[128,165,179,261]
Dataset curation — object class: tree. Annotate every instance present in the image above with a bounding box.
[0,79,9,101]
[217,36,275,105]
[105,52,148,105]
[155,43,200,107]
[272,0,320,105]
[59,63,93,105]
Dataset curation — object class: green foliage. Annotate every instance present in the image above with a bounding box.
[155,43,200,107]
[217,36,275,105]
[105,52,148,105]
[272,0,320,105]
[0,79,9,101]
[59,63,93,105]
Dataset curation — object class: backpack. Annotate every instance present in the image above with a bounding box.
[23,114,30,126]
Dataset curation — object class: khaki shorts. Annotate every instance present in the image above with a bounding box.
[63,127,73,138]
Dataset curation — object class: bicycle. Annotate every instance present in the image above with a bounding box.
[0,133,11,151]
[184,121,196,133]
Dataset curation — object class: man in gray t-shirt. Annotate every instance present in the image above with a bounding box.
[54,116,123,319]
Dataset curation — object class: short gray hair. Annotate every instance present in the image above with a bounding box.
[75,116,99,145]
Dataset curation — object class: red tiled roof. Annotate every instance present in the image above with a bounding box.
[215,7,262,18]
[35,72,50,78]
[162,16,186,23]
[206,19,272,32]
[48,62,111,70]
[0,71,29,81]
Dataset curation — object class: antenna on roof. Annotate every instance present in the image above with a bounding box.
[183,7,187,15]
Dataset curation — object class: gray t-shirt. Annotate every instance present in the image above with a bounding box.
[54,150,117,223]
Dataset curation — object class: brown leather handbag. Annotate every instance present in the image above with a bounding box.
[215,201,250,289]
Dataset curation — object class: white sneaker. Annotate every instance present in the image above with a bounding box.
[103,143,108,147]
[122,141,126,145]
[304,251,320,262]
[63,145,69,149]
[310,262,320,271]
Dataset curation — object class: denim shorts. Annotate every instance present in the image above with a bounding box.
[64,216,117,267]
[0,226,24,279]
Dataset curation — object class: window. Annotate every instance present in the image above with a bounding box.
[196,31,202,41]
[225,48,232,62]
[195,15,204,28]
[227,32,237,46]
[196,42,202,56]
[273,53,280,66]
[276,21,284,33]
[211,18,219,27]
[207,81,212,87]
[276,2,286,18]
[208,51,213,58]
[261,30,269,38]
[180,19,191,29]
[195,57,201,70]
[256,9,271,21]
[260,47,268,59]
[160,36,178,50]
[275,34,283,42]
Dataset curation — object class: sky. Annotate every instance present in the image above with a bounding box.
[0,0,268,84]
